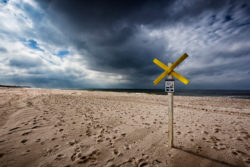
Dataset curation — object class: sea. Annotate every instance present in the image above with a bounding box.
[2,85,249,99]
[85,89,250,99]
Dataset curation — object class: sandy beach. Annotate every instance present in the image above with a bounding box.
[0,88,249,167]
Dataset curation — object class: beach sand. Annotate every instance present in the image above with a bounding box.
[0,88,249,167]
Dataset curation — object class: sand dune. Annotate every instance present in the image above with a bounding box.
[0,88,249,167]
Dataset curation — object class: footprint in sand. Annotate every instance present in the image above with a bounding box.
[32,125,40,129]
[201,131,208,135]
[136,157,149,167]
[68,140,78,146]
[51,137,57,141]
[231,150,238,156]
[97,138,103,143]
[43,110,49,115]
[21,139,28,144]
[240,131,250,140]
[153,159,162,165]
[9,127,20,131]
[0,140,6,143]
[77,149,100,164]
[138,161,149,167]
[71,152,82,161]
[26,101,33,107]
[244,158,250,164]
[214,128,221,133]
[106,157,115,166]
[113,149,119,155]
[55,154,65,160]
[0,153,4,158]
[22,130,32,136]
[86,128,92,136]
[35,138,41,142]
[236,136,243,141]
[124,144,130,150]
[210,136,220,142]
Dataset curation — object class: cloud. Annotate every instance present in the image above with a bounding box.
[0,0,116,88]
[0,47,7,53]
[0,0,250,89]
[8,55,43,68]
[35,0,250,89]
[0,0,8,4]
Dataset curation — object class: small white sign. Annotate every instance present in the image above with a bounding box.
[165,79,175,92]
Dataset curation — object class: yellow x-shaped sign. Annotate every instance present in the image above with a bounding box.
[153,53,189,85]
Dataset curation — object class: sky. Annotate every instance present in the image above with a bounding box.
[0,0,250,90]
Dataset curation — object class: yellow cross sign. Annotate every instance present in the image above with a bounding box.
[153,53,189,85]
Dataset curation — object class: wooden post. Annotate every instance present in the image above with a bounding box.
[168,62,173,148]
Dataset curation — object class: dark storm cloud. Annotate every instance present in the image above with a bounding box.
[8,56,43,69]
[1,73,89,89]
[37,0,178,80]
[35,0,250,89]
[38,0,177,77]
[0,0,247,89]
[39,0,171,29]
[39,0,238,30]
[0,47,7,53]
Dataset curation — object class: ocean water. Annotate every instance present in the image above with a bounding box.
[85,89,250,99]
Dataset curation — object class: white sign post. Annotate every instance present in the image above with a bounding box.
[153,53,189,149]
[167,62,174,148]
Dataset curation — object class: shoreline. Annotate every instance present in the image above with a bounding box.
[2,87,250,99]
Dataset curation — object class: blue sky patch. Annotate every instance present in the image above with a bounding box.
[23,2,44,22]
[0,0,8,4]
[27,39,43,51]
[57,50,70,57]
